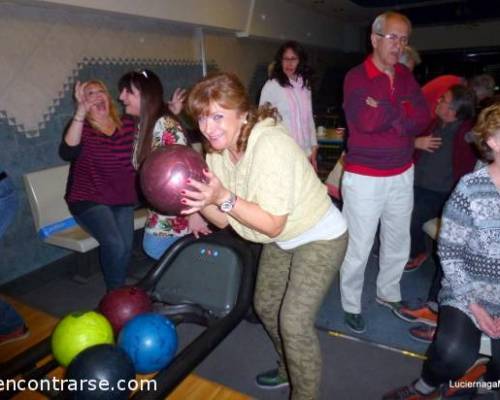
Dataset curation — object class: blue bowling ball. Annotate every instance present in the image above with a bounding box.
[118,313,178,374]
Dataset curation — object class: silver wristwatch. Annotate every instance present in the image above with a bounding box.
[219,192,237,213]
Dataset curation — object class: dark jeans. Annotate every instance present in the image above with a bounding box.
[410,186,450,258]
[422,306,500,387]
[73,204,134,291]
[0,174,24,331]
[0,299,24,333]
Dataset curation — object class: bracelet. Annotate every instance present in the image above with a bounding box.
[73,116,85,123]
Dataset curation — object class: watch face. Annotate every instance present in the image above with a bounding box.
[220,201,232,212]
[219,192,236,213]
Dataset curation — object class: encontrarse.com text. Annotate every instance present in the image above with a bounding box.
[0,378,157,393]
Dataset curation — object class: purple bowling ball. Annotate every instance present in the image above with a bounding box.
[140,145,207,215]
[98,286,152,335]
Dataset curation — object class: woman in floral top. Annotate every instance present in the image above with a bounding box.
[119,69,210,259]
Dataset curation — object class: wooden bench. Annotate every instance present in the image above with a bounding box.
[23,164,147,281]
[423,217,491,356]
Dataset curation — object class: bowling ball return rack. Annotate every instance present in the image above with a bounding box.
[1,229,258,399]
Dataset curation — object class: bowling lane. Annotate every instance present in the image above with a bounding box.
[0,295,58,363]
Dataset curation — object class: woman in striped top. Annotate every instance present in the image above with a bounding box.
[259,41,318,170]
[118,69,210,260]
[60,80,138,291]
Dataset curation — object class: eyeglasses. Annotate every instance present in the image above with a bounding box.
[375,32,409,46]
[282,57,299,62]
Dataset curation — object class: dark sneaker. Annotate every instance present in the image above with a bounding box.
[382,382,440,400]
[0,324,30,346]
[255,368,289,389]
[404,253,428,272]
[376,297,404,314]
[409,325,435,343]
[394,305,438,327]
[344,312,366,334]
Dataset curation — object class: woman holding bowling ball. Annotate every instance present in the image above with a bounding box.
[118,69,210,260]
[182,72,348,400]
[60,80,137,291]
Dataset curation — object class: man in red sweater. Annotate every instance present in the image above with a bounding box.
[340,11,430,333]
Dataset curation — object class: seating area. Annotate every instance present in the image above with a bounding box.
[23,164,147,279]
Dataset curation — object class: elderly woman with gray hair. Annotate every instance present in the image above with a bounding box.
[383,102,500,399]
[470,74,496,110]
[399,45,421,72]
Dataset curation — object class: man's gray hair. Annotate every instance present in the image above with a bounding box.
[372,11,412,35]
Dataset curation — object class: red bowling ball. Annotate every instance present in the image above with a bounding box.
[98,286,153,335]
[140,145,208,215]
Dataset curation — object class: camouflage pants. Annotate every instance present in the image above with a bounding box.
[254,232,348,400]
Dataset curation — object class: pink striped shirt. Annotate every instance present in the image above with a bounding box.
[62,116,138,205]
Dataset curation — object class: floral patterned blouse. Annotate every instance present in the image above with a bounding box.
[438,167,500,331]
[142,116,190,237]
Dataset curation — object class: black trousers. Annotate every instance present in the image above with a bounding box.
[427,258,443,304]
[422,306,500,387]
[409,186,449,258]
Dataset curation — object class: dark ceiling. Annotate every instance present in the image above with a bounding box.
[351,0,456,5]
[351,0,500,27]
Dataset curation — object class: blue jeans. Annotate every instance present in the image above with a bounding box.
[0,299,24,334]
[0,175,24,331]
[74,204,134,290]
[0,175,18,238]
[142,232,180,260]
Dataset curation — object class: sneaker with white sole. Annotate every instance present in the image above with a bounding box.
[344,312,366,334]
[394,304,438,327]
[409,325,435,343]
[376,297,405,314]
[382,381,440,400]
[255,368,289,389]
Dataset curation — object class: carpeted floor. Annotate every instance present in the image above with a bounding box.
[316,252,435,357]
[4,239,497,399]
